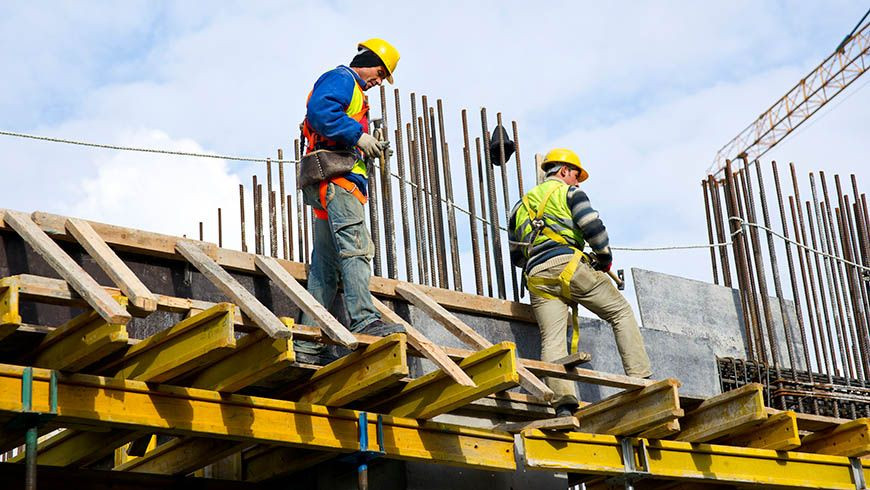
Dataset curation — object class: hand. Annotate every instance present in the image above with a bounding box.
[594,260,612,273]
[592,250,612,272]
[377,139,392,157]
[357,133,380,156]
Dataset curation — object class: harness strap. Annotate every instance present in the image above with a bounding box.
[526,250,588,355]
[314,177,368,220]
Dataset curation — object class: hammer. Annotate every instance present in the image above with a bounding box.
[588,251,625,290]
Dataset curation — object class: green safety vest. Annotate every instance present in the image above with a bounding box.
[514,179,586,259]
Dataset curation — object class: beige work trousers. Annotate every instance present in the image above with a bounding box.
[529,256,652,407]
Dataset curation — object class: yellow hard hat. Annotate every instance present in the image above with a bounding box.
[541,148,588,182]
[358,38,399,84]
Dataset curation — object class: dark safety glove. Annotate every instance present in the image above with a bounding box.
[593,249,612,272]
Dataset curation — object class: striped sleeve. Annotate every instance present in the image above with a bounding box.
[507,201,525,268]
[566,187,610,252]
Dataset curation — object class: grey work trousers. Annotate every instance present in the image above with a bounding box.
[528,255,652,407]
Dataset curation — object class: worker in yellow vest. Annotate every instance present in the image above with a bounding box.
[296,39,404,364]
[508,148,651,416]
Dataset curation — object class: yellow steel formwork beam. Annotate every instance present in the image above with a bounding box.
[188,318,295,393]
[0,276,22,341]
[33,297,130,372]
[370,341,520,419]
[101,302,237,383]
[521,430,870,489]
[723,410,801,451]
[800,418,870,457]
[0,364,516,471]
[573,378,683,436]
[676,383,766,443]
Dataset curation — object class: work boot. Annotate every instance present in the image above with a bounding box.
[359,319,405,337]
[554,403,579,418]
[293,348,339,366]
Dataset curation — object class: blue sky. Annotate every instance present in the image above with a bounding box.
[1,1,868,309]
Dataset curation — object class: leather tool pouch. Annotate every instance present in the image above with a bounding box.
[297,149,357,189]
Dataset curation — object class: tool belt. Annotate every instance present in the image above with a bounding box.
[526,250,590,355]
[297,149,358,190]
[312,177,367,220]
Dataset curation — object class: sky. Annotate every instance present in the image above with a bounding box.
[1,1,868,314]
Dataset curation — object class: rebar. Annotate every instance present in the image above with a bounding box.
[286,194,294,261]
[497,113,519,301]
[218,207,223,248]
[367,143,382,278]
[424,98,448,287]
[379,86,397,279]
[772,161,816,413]
[789,194,826,377]
[481,108,506,299]
[239,184,247,253]
[199,221,203,241]
[438,99,462,291]
[411,94,433,285]
[462,110,484,295]
[278,149,288,259]
[708,175,732,286]
[417,114,436,286]
[724,162,756,361]
[838,202,869,381]
[702,179,720,284]
[253,175,261,254]
[833,176,864,381]
[407,122,427,284]
[267,158,278,257]
[394,89,413,282]
[736,166,766,363]
[294,140,306,263]
[476,137,494,297]
[512,120,524,196]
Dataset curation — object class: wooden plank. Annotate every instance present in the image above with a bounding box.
[494,416,579,433]
[243,447,335,482]
[175,240,291,339]
[574,378,683,436]
[289,333,408,406]
[373,297,475,387]
[254,255,357,348]
[676,383,766,443]
[395,282,554,401]
[371,342,520,419]
[10,428,147,467]
[65,218,158,312]
[188,319,295,393]
[553,351,592,367]
[12,210,534,322]
[2,210,131,325]
[33,298,129,371]
[103,302,237,383]
[800,418,870,457]
[0,276,22,341]
[8,273,650,390]
[723,411,801,451]
[115,438,247,475]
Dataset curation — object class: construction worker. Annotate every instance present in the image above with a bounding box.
[295,38,404,364]
[508,148,652,416]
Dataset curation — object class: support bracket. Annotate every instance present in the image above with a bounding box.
[6,366,57,430]
[604,438,651,490]
[851,457,867,490]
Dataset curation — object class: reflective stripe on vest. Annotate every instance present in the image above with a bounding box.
[302,69,370,179]
[313,177,369,220]
[513,179,586,260]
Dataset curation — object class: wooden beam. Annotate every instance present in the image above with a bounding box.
[2,210,131,325]
[8,428,147,467]
[9,210,534,322]
[242,447,335,482]
[395,282,554,401]
[574,378,683,436]
[494,416,579,434]
[373,297,475,387]
[254,255,357,348]
[676,384,766,443]
[175,240,291,339]
[723,411,801,451]
[188,319,295,393]
[102,302,237,383]
[0,276,22,341]
[115,438,247,475]
[65,218,158,312]
[800,418,870,457]
[553,351,592,367]
[33,298,129,371]
[8,273,649,389]
[291,333,408,406]
[371,342,520,419]
[639,419,681,439]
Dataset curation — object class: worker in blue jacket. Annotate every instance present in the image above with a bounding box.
[295,39,404,365]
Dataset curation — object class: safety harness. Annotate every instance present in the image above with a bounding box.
[520,185,590,355]
[312,177,368,220]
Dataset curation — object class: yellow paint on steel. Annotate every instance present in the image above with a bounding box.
[372,341,520,419]
[522,430,870,489]
[676,383,766,442]
[189,318,295,393]
[293,333,408,406]
[574,378,683,435]
[106,302,236,382]
[724,410,801,451]
[801,418,870,457]
[12,428,145,467]
[0,363,516,471]
[0,276,22,340]
[34,297,129,371]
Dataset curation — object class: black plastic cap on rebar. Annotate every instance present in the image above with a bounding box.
[488,124,515,165]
